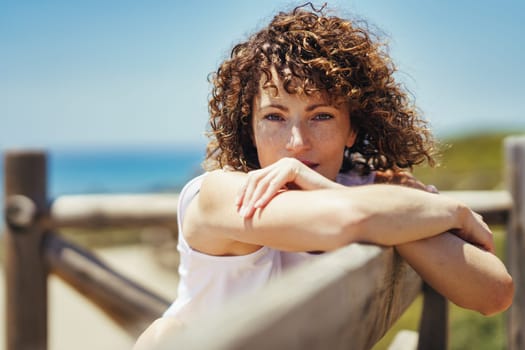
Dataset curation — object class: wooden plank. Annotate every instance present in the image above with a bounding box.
[504,136,525,350]
[151,244,422,350]
[417,284,448,350]
[3,150,48,350]
[43,232,170,336]
[441,190,511,225]
[49,193,179,229]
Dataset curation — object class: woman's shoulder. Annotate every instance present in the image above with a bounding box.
[180,168,263,256]
[178,169,237,220]
[200,168,247,195]
[180,168,244,196]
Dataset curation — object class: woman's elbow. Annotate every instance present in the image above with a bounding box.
[478,273,514,316]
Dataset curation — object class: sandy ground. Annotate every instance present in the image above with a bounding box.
[0,244,179,350]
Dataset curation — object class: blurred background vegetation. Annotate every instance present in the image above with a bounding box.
[414,131,512,191]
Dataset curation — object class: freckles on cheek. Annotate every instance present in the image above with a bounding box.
[255,122,280,146]
[315,128,342,145]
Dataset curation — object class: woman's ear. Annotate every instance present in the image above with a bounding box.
[346,129,358,148]
[248,118,257,150]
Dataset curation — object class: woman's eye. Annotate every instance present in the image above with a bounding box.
[313,113,333,121]
[264,114,283,121]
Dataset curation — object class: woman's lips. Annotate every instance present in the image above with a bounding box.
[300,160,319,169]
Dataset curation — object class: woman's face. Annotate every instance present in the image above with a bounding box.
[251,78,357,181]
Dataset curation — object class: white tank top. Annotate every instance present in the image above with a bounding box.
[163,170,375,322]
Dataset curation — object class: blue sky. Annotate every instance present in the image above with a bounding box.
[2,0,524,151]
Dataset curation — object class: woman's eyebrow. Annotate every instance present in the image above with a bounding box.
[305,103,331,111]
[259,103,289,111]
[259,103,332,111]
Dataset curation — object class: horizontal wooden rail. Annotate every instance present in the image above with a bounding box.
[49,193,179,229]
[151,244,422,350]
[39,190,511,230]
[441,190,512,225]
[44,232,170,336]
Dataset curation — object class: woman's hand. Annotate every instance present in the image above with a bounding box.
[376,169,494,252]
[377,170,507,314]
[375,169,438,193]
[452,206,495,253]
[236,157,341,218]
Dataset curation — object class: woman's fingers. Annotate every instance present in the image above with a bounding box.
[235,183,246,207]
[236,158,331,218]
[253,170,291,208]
[426,184,439,194]
[239,170,266,217]
[379,171,493,251]
[455,210,495,253]
[248,170,278,210]
[471,212,494,253]
[237,159,300,218]
[238,168,280,217]
[376,170,439,196]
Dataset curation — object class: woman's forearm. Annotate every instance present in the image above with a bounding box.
[395,232,514,315]
[339,185,493,252]
[196,171,494,253]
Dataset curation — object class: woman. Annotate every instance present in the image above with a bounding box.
[135,4,513,348]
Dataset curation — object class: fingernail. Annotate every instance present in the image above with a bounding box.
[427,185,438,193]
[239,206,247,217]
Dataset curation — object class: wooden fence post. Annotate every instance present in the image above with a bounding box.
[417,284,448,350]
[3,151,48,350]
[505,136,525,350]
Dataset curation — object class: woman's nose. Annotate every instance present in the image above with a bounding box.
[286,124,310,152]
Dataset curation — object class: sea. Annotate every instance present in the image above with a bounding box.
[0,147,206,222]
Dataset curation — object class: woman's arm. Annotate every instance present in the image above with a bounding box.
[374,169,513,314]
[184,168,493,255]
[192,167,513,314]
[396,233,513,315]
[236,157,345,216]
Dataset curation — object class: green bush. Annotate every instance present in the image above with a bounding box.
[414,132,524,191]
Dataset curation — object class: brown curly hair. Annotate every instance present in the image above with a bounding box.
[204,3,436,174]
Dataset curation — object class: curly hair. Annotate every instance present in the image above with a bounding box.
[204,3,436,174]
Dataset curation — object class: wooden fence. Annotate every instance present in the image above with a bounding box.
[2,135,524,350]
